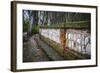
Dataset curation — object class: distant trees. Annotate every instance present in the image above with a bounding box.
[38,11,90,26]
[23,10,39,36]
[23,10,91,36]
[23,10,29,32]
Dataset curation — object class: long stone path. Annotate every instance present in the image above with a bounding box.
[23,34,64,62]
[23,35,50,62]
[34,34,64,61]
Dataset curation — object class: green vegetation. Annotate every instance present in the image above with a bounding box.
[32,25,39,35]
[40,21,90,29]
[23,18,29,32]
[23,18,39,35]
[23,23,39,35]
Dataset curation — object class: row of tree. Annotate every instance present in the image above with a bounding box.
[38,11,90,26]
[23,10,90,35]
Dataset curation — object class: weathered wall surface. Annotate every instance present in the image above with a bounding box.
[66,29,91,55]
[39,28,91,55]
[39,29,60,43]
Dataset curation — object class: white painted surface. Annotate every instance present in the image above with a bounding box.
[67,29,91,55]
[40,29,60,43]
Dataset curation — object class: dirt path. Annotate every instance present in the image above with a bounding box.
[23,34,50,62]
[34,35,64,61]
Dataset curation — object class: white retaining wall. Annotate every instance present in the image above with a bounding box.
[66,29,91,55]
[40,28,91,55]
[39,29,60,43]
